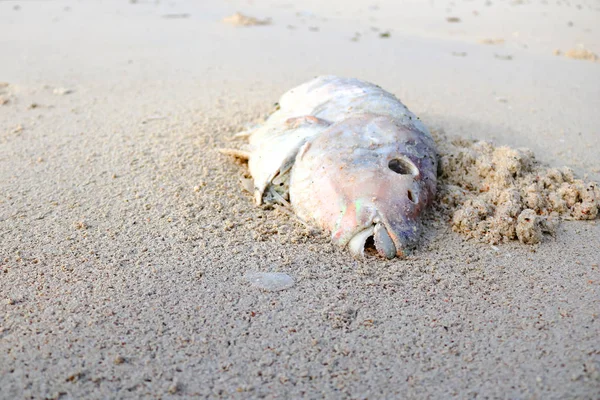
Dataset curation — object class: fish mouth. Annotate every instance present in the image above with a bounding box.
[347,214,421,259]
[348,222,399,260]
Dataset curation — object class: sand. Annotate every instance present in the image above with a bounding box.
[435,135,599,245]
[1,0,599,398]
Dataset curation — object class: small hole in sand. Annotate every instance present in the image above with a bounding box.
[388,158,417,175]
[407,190,417,203]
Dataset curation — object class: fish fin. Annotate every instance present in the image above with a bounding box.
[234,129,255,139]
[250,119,330,205]
[285,115,328,129]
[219,148,251,160]
[296,140,312,161]
[266,185,291,207]
[253,152,296,205]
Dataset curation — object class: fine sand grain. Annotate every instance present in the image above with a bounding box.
[1,0,599,399]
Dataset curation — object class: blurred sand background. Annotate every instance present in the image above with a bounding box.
[1,0,599,398]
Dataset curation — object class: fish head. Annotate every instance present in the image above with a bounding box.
[289,114,437,259]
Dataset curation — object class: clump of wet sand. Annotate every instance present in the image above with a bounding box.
[434,134,599,244]
[478,38,505,45]
[554,47,599,62]
[223,12,271,27]
[564,48,598,61]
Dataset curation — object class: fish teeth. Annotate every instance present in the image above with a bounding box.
[374,223,397,259]
[348,226,375,259]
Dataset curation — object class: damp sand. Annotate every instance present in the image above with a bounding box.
[1,0,599,399]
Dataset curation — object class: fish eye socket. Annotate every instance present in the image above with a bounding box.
[388,158,417,175]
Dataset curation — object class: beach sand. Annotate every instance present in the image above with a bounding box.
[1,0,599,398]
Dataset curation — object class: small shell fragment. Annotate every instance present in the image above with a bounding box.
[244,272,295,292]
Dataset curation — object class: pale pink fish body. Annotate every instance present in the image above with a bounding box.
[230,76,437,259]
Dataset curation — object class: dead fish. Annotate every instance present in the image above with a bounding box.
[221,76,437,259]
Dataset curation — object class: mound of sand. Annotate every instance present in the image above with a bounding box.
[435,135,599,244]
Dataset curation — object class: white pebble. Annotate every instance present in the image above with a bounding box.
[244,272,295,292]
